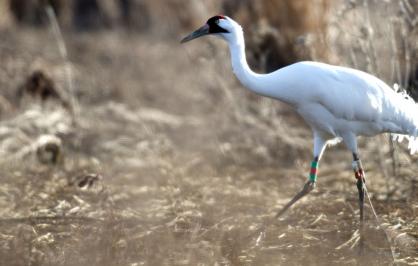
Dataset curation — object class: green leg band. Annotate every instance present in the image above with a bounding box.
[309,161,318,182]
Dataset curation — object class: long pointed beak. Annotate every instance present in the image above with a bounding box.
[181,24,210,43]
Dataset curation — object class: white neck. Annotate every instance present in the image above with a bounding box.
[226,28,293,103]
[228,33,265,95]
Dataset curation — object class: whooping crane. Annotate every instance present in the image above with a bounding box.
[181,15,418,251]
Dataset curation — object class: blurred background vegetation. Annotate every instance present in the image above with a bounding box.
[3,0,418,90]
[0,0,417,265]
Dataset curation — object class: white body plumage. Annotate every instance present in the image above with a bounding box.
[183,16,418,157]
[221,17,418,156]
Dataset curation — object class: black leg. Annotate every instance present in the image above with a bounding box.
[352,153,365,254]
[275,157,319,218]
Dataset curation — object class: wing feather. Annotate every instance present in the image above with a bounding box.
[291,62,417,135]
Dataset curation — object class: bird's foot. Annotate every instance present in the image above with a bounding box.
[303,180,316,193]
[275,180,316,218]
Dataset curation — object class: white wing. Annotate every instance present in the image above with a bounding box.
[274,62,418,137]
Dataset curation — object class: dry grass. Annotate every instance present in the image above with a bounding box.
[0,1,417,265]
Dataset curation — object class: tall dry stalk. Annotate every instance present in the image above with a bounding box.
[44,4,78,123]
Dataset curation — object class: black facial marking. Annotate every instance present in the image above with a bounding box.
[207,15,229,34]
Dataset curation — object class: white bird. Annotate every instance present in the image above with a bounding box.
[181,15,418,250]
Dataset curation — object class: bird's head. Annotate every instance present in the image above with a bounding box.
[181,15,241,44]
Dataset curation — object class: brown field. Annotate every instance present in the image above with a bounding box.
[0,1,417,265]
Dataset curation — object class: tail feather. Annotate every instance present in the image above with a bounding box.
[393,134,418,154]
[407,136,418,154]
[390,85,418,154]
